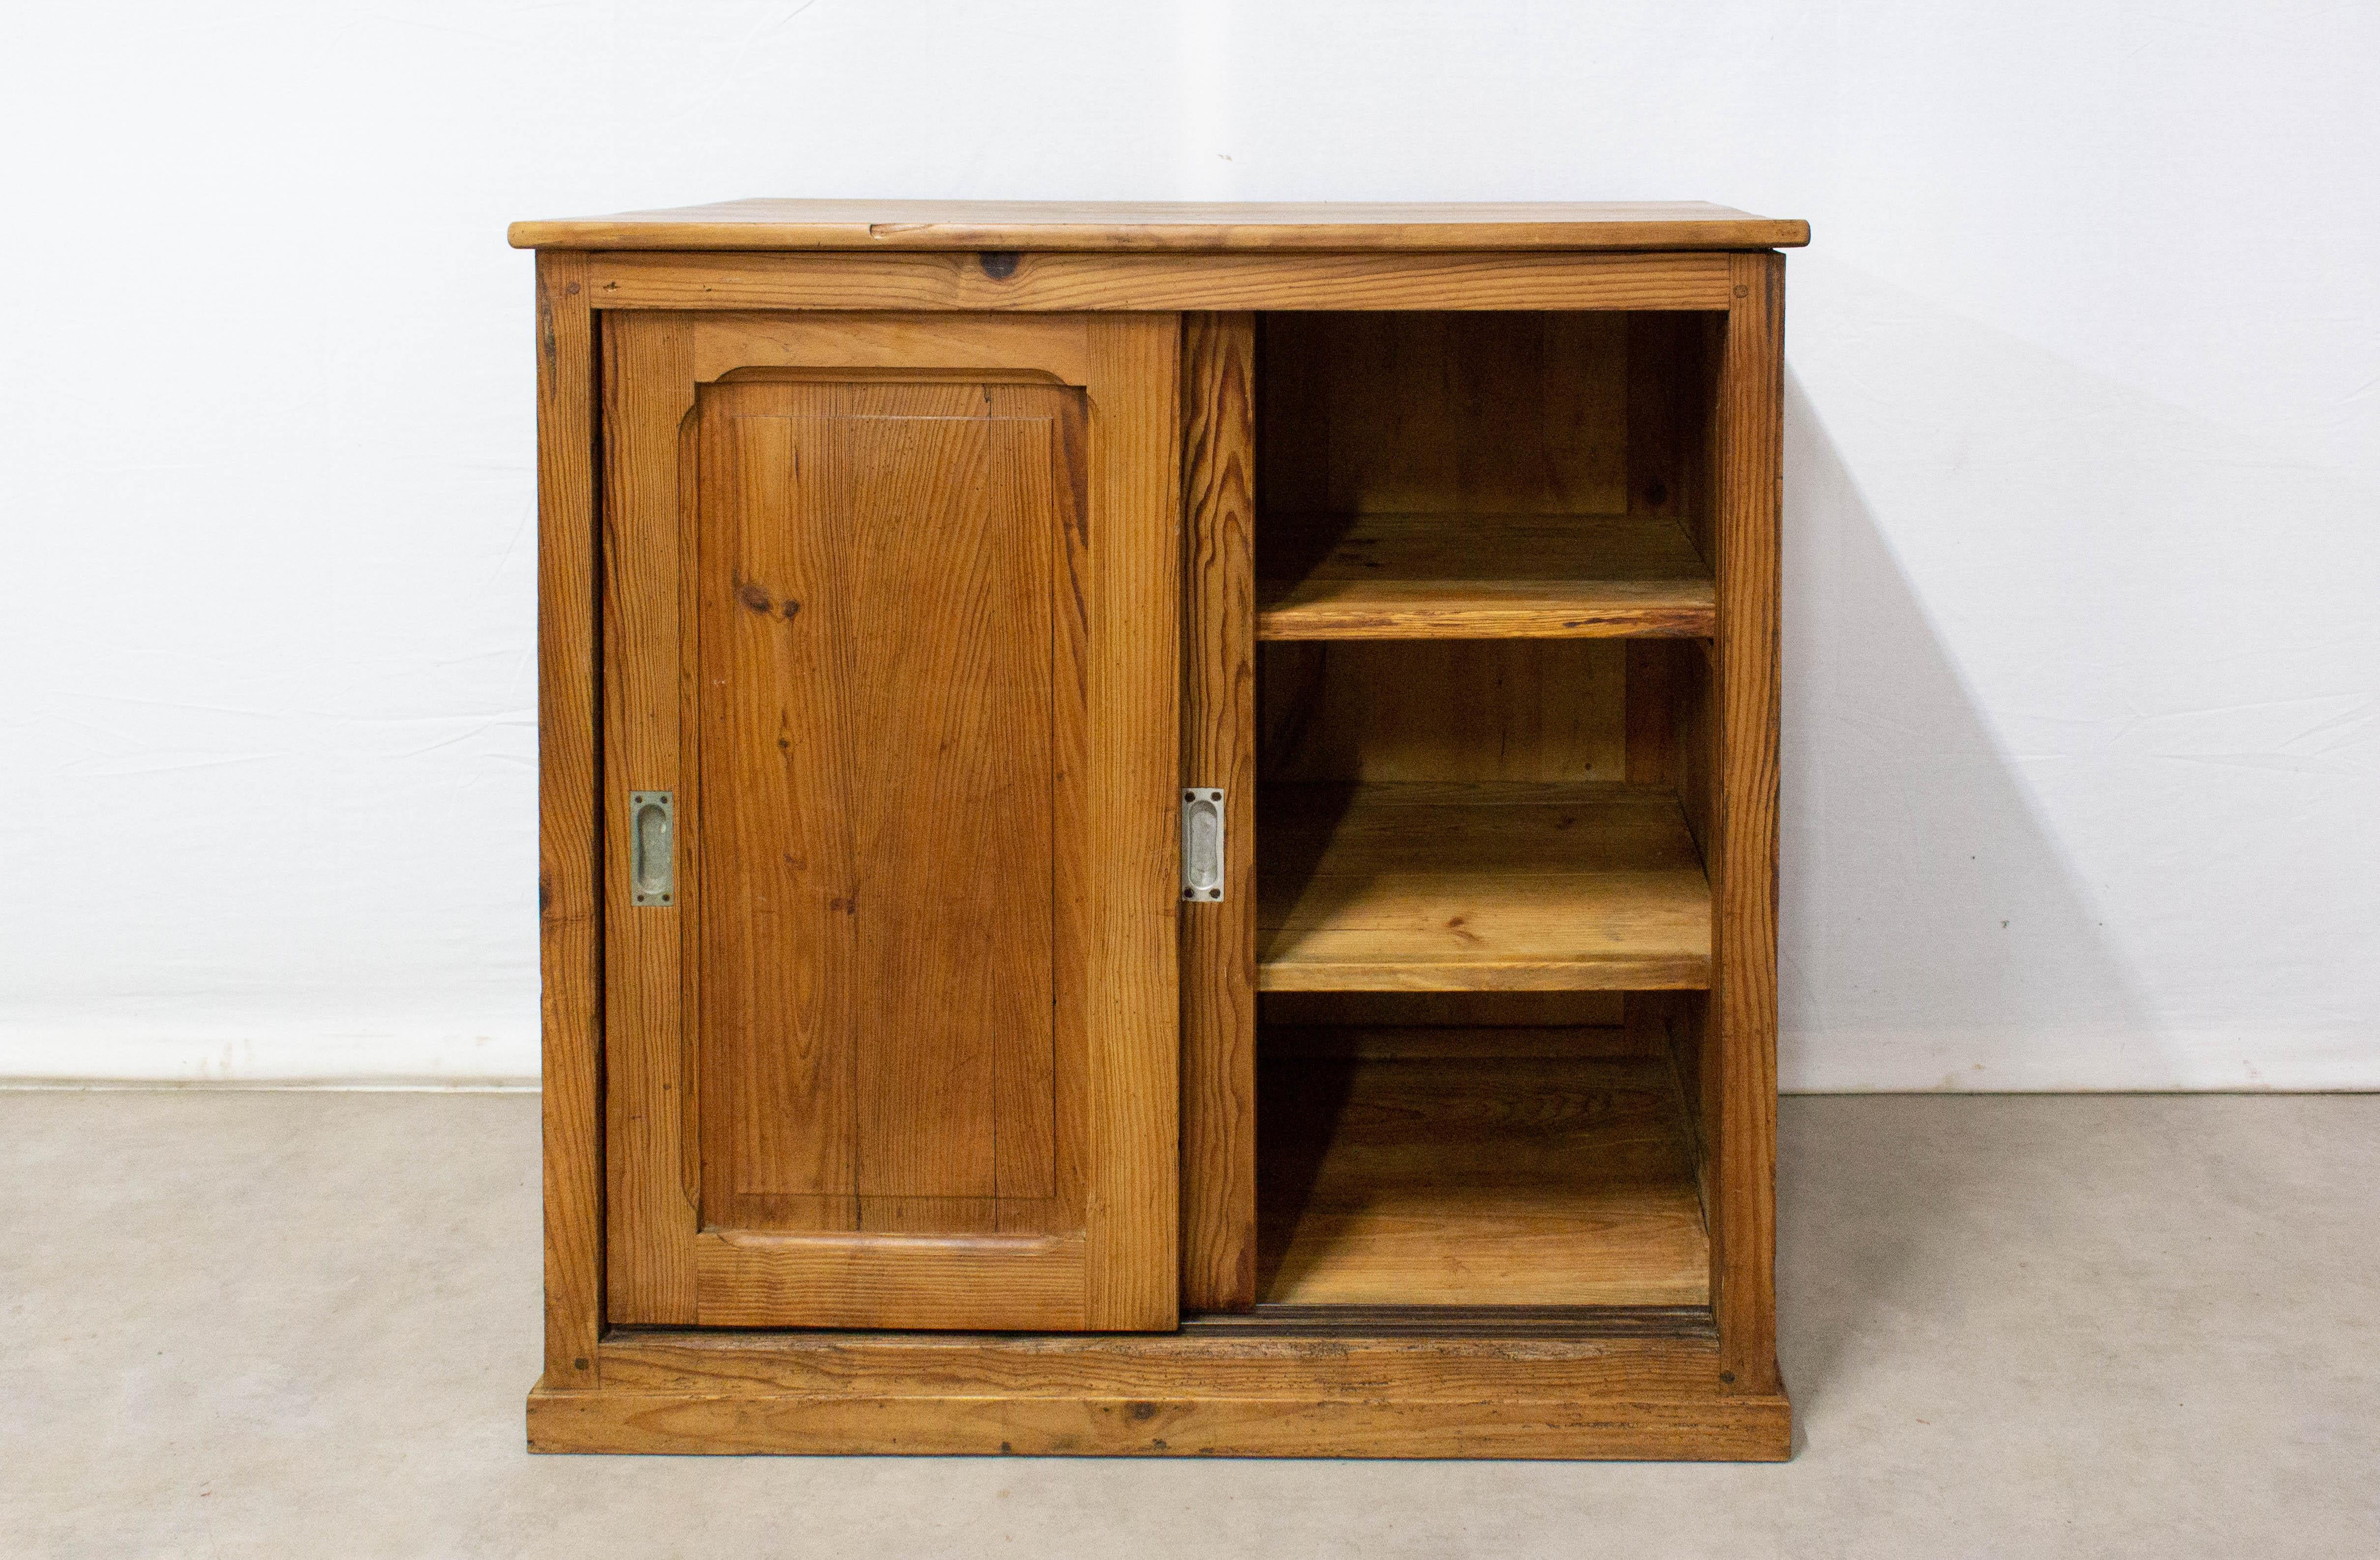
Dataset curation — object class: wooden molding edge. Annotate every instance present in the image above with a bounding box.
[527,1329,1790,1459]
[526,1383,1791,1460]
[510,217,1811,254]
[581,251,1737,313]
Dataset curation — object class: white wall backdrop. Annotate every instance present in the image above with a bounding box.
[2,1,2373,1088]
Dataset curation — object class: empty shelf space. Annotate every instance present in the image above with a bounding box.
[1256,512,1713,640]
[1256,1048,1711,1307]
[1256,782,1712,992]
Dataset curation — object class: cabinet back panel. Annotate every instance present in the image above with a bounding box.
[1258,312,1629,516]
[1262,991,1629,1029]
[691,378,1073,1236]
[1259,640,1627,784]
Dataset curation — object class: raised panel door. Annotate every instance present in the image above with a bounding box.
[600,312,1181,1330]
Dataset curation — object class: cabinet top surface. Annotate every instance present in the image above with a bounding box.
[507,199,1808,253]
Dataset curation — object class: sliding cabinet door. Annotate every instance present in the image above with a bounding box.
[601,311,1181,1330]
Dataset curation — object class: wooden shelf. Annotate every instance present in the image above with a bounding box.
[1256,783,1712,992]
[1256,1048,1711,1307]
[1256,513,1713,640]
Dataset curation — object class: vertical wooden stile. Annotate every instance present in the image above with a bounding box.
[600,315,699,1323]
[1710,252,1785,1395]
[1079,313,1187,1329]
[1179,313,1259,1311]
[535,250,604,1387]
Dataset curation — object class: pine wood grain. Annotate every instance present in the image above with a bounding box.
[600,313,698,1323]
[529,207,1800,1456]
[690,380,1066,1238]
[1260,991,1629,1029]
[533,251,602,1387]
[680,310,1095,384]
[511,199,1810,252]
[1260,640,1629,785]
[1624,311,1713,532]
[529,1386,1788,1459]
[599,312,1181,1332]
[1260,1024,1656,1061]
[1256,1056,1710,1306]
[1709,254,1785,1394]
[1258,312,1631,518]
[1256,783,1712,992]
[694,1232,1088,1331]
[1077,313,1185,1330]
[1624,628,1712,1229]
[1179,314,1259,1312]
[544,1325,1789,1459]
[594,1326,1731,1399]
[580,250,1736,312]
[1257,512,1714,639]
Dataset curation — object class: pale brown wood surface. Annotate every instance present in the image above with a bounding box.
[1178,314,1259,1312]
[595,1326,1731,1399]
[1672,641,1721,867]
[599,313,697,1324]
[536,1325,1789,1458]
[1640,995,1712,1231]
[1256,783,1713,992]
[511,199,1809,252]
[691,379,1067,1240]
[680,310,1094,383]
[533,251,602,1388]
[694,1232,1088,1330]
[1261,640,1629,785]
[1076,313,1184,1329]
[1249,308,1684,782]
[1258,512,1714,640]
[599,312,1181,1332]
[1624,641,1678,789]
[529,1384,1788,1459]
[1256,1055,1709,1306]
[1260,990,1629,1030]
[1625,312,1715,532]
[1709,253,1784,1394]
[1259,312,1631,517]
[581,250,1734,312]
[531,218,1795,1452]
[1260,1023,1656,1061]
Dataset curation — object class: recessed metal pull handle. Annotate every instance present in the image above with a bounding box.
[630,791,674,906]
[1182,789,1224,901]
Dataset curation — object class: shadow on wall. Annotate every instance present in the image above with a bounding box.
[1778,375,2157,1091]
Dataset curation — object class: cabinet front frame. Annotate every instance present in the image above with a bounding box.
[536,247,1780,1416]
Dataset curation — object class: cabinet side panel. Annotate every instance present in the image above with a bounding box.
[1711,254,1783,1393]
[1624,312,1712,553]
[1180,313,1258,1310]
[535,251,602,1387]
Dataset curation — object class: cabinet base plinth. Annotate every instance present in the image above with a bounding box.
[528,1327,1790,1460]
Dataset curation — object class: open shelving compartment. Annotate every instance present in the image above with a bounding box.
[1242,308,1728,1320]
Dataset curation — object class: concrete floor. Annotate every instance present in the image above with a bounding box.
[1,1093,2373,1558]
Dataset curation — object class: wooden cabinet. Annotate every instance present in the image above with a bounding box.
[518,201,1805,1459]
